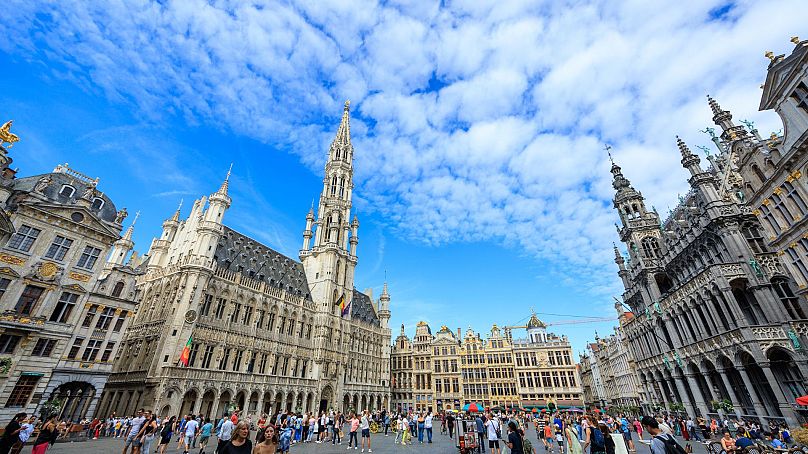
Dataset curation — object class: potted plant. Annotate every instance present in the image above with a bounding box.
[710,399,734,413]
[0,357,11,376]
[668,402,686,413]
[40,399,63,420]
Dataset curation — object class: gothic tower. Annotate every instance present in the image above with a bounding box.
[300,101,358,315]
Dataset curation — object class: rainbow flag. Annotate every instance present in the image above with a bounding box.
[179,336,192,367]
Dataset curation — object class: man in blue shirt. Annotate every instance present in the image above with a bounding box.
[475,414,486,453]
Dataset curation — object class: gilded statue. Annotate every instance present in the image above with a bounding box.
[0,121,19,148]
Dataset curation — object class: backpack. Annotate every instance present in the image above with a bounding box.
[590,427,605,450]
[655,434,689,454]
[523,435,534,454]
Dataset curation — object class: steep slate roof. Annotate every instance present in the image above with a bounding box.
[351,288,380,327]
[214,226,312,300]
[11,172,119,222]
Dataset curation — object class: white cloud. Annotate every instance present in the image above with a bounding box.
[2,0,806,300]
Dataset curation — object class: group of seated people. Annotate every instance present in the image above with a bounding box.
[719,427,794,453]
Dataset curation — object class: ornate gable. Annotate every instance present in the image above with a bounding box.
[27,202,120,239]
[760,41,808,110]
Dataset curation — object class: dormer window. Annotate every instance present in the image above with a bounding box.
[91,198,104,210]
[59,185,75,198]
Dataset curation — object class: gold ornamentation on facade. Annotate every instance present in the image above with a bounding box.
[0,121,20,148]
[773,187,783,195]
[765,51,775,61]
[39,262,58,279]
[0,254,25,266]
[752,209,761,216]
[792,36,801,44]
[762,199,771,206]
[68,271,91,282]
[792,170,802,179]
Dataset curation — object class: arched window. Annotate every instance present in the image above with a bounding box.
[771,278,806,319]
[751,164,766,184]
[741,223,768,254]
[783,181,808,216]
[731,282,767,325]
[641,237,660,259]
[112,281,125,298]
[330,176,337,196]
[339,177,345,197]
[59,185,75,197]
[91,197,105,210]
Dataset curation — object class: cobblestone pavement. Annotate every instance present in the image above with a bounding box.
[44,429,713,454]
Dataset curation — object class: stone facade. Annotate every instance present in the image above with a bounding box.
[390,316,583,412]
[0,134,139,422]
[611,68,808,424]
[579,309,641,410]
[101,102,391,420]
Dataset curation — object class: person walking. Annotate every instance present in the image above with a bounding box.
[642,416,685,454]
[504,421,524,454]
[447,412,456,439]
[485,413,500,454]
[332,411,342,445]
[583,415,606,454]
[181,415,199,454]
[383,413,390,436]
[135,412,157,454]
[122,409,146,454]
[425,411,433,444]
[157,416,175,454]
[216,414,235,454]
[198,418,213,454]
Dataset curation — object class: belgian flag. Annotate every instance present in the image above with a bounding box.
[179,336,192,367]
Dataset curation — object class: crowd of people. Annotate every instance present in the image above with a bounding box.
[0,406,804,454]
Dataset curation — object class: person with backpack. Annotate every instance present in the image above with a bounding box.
[642,416,688,454]
[583,415,606,454]
[485,413,501,454]
[504,421,524,454]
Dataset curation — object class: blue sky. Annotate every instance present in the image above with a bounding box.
[1,0,805,354]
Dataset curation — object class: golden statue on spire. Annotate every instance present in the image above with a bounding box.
[0,121,19,148]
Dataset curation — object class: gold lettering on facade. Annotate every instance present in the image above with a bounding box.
[68,272,91,282]
[0,254,25,266]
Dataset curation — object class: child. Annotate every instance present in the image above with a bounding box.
[544,421,555,452]
[555,424,565,453]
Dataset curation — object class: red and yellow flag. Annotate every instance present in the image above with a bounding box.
[179,336,192,367]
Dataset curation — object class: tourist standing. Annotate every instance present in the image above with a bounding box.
[417,412,425,443]
[123,409,146,454]
[475,413,486,453]
[447,412,456,439]
[30,416,58,454]
[218,421,251,454]
[254,426,277,454]
[505,421,524,454]
[360,410,372,453]
[348,412,360,449]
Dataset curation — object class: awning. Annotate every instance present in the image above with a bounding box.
[796,395,808,406]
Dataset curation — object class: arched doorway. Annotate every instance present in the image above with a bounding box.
[180,389,198,417]
[767,347,806,402]
[319,386,333,413]
[285,392,294,413]
[262,391,273,415]
[274,392,283,414]
[50,382,96,422]
[235,390,246,412]
[249,391,259,413]
[306,393,314,414]
[361,395,367,411]
[201,390,216,418]
[219,390,232,418]
[739,351,781,417]
[718,355,755,415]
[343,394,351,413]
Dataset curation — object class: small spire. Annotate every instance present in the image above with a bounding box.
[706,95,724,116]
[170,199,183,221]
[613,243,623,262]
[381,281,389,297]
[122,211,139,241]
[676,136,694,158]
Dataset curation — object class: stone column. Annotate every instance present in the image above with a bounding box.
[84,391,102,420]
[672,375,697,417]
[717,371,743,419]
[194,394,204,415]
[737,366,767,423]
[684,373,711,418]
[758,363,800,427]
[256,392,265,418]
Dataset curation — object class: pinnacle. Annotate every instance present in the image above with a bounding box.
[706,95,724,116]
[676,136,693,158]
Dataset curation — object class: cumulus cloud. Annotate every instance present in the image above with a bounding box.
[2,0,805,298]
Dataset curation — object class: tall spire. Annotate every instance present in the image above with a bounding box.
[707,95,725,117]
[122,211,140,241]
[329,100,353,162]
[216,163,233,196]
[707,95,743,139]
